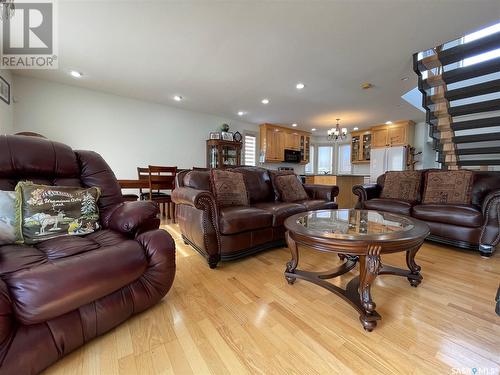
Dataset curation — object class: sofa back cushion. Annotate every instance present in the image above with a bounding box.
[274,174,309,202]
[380,171,422,201]
[422,170,473,205]
[183,170,211,190]
[210,169,249,207]
[232,167,275,203]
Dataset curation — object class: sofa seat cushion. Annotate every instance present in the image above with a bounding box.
[1,230,148,325]
[296,200,338,211]
[412,204,482,228]
[219,206,273,235]
[363,198,415,216]
[253,202,305,226]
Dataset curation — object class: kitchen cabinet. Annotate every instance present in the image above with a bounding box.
[260,124,310,163]
[284,132,301,150]
[371,121,414,148]
[351,130,371,163]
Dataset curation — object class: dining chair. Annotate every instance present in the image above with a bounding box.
[147,165,177,220]
[137,167,151,201]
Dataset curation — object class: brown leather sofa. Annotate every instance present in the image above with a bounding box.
[172,167,339,268]
[353,169,500,257]
[0,135,176,374]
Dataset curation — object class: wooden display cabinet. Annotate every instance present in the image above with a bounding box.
[206,139,242,168]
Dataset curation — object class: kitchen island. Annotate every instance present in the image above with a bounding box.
[303,174,368,208]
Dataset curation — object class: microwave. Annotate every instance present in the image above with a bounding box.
[284,149,301,163]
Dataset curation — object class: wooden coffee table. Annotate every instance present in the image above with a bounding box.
[284,209,430,331]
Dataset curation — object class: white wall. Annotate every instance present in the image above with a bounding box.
[13,75,260,178]
[414,121,438,169]
[0,69,13,135]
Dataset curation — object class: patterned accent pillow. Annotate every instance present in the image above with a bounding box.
[15,182,101,245]
[0,191,17,245]
[380,171,422,201]
[269,170,295,200]
[274,174,309,202]
[210,169,249,207]
[422,170,473,205]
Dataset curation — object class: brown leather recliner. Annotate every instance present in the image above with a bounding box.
[172,166,339,268]
[353,169,500,257]
[0,135,176,374]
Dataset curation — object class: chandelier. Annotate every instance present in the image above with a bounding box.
[327,118,347,142]
[0,0,15,21]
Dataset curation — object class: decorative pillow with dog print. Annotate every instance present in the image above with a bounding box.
[0,191,17,245]
[15,182,101,245]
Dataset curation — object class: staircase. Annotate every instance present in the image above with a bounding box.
[413,26,500,170]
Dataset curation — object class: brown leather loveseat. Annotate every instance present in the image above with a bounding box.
[172,167,339,268]
[0,135,176,374]
[353,169,500,257]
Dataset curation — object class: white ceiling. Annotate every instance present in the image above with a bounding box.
[15,0,500,132]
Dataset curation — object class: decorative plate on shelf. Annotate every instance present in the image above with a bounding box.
[233,131,242,142]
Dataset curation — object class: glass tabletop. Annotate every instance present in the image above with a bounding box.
[289,209,416,239]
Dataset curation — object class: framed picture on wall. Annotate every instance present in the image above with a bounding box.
[0,76,10,105]
[221,132,234,141]
[210,132,221,140]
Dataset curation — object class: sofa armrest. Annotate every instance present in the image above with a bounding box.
[480,189,500,247]
[352,184,382,204]
[106,201,160,236]
[172,187,217,210]
[303,184,339,201]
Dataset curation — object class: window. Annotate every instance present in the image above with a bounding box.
[244,134,256,166]
[317,146,333,174]
[338,144,352,174]
[305,145,315,174]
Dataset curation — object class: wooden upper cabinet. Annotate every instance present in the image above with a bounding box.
[351,130,371,163]
[260,124,310,163]
[371,121,414,148]
[284,132,301,150]
[371,128,389,148]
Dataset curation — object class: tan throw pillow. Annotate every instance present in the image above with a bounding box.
[380,171,422,201]
[210,169,249,207]
[422,170,473,205]
[274,174,308,202]
[15,182,101,245]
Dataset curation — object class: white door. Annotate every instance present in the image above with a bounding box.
[370,148,387,182]
[386,146,406,171]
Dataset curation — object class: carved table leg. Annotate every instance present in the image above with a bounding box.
[285,231,299,285]
[406,245,423,287]
[358,245,382,331]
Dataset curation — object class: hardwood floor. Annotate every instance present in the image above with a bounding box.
[44,222,500,375]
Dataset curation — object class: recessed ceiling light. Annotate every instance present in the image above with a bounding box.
[296,83,305,90]
[261,98,270,104]
[401,76,409,81]
[70,70,82,78]
[311,128,316,132]
[237,111,246,116]
[385,121,392,125]
[292,123,297,127]
[353,127,359,131]
[173,95,183,102]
